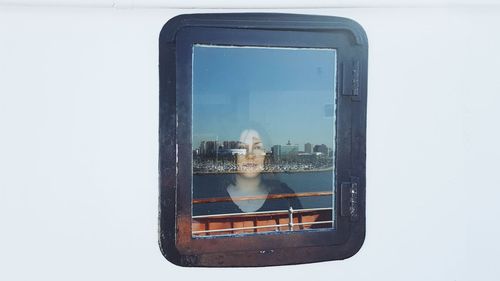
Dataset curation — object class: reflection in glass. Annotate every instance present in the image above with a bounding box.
[191,45,336,237]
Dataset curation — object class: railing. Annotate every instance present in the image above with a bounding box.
[192,191,334,236]
[192,207,333,235]
[192,191,333,204]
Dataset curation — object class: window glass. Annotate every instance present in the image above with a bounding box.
[191,45,337,237]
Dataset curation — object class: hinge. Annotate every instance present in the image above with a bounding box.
[351,60,360,99]
[340,176,360,221]
[340,60,361,102]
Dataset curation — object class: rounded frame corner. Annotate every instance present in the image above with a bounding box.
[159,13,194,44]
[341,227,366,261]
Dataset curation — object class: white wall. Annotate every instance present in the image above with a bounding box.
[0,4,499,281]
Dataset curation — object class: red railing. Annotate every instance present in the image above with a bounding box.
[192,191,334,236]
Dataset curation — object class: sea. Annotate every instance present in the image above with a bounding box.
[193,170,334,216]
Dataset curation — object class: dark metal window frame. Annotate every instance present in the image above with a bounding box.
[159,13,368,267]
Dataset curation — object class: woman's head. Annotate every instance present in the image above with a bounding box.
[236,129,266,178]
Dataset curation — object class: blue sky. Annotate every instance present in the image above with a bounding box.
[192,45,336,151]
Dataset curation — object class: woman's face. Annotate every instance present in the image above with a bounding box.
[236,129,266,178]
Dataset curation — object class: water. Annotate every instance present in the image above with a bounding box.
[193,171,334,216]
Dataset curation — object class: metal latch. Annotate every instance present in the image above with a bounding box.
[341,176,360,221]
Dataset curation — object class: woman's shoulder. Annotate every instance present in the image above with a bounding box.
[261,178,303,210]
[263,179,295,194]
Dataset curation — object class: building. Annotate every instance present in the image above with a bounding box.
[199,141,206,156]
[304,142,312,154]
[219,148,246,156]
[280,140,299,160]
[271,145,281,162]
[313,144,329,155]
[202,140,218,156]
[223,140,240,149]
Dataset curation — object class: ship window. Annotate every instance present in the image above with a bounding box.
[191,45,337,237]
[159,13,368,267]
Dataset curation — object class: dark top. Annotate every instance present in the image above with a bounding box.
[218,179,302,214]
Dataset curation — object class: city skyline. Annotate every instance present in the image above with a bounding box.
[192,45,337,153]
[193,139,332,154]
